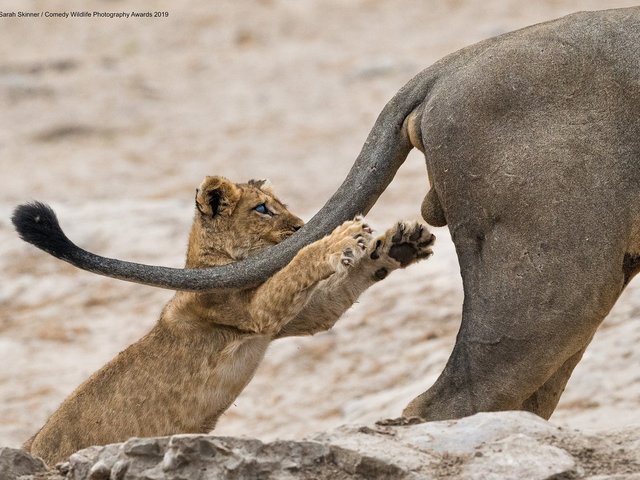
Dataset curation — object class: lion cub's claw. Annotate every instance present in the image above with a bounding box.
[341,247,357,266]
[326,217,373,273]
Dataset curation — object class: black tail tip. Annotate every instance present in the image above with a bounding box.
[11,202,71,255]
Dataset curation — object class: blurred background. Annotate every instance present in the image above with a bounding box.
[1,0,639,448]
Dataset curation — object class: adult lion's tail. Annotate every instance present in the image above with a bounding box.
[13,202,73,259]
[12,71,435,291]
[12,202,208,288]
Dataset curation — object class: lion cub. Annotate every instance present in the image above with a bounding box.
[25,176,435,465]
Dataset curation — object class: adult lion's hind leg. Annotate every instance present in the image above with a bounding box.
[403,216,626,421]
[520,342,590,419]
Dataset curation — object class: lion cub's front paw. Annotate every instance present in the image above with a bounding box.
[370,221,434,267]
[325,216,373,273]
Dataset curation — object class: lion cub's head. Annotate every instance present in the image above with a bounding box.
[186,176,304,268]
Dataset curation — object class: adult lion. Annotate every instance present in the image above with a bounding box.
[13,7,640,421]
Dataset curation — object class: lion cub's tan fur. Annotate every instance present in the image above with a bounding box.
[25,176,434,465]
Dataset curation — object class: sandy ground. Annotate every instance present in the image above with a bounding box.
[1,0,639,449]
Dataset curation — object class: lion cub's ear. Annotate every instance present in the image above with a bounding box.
[248,178,274,195]
[195,176,242,217]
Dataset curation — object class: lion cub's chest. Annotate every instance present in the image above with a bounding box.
[199,334,271,414]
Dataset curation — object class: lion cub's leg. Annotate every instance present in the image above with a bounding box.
[244,218,372,335]
[277,221,434,338]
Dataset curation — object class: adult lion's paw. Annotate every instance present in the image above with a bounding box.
[370,221,434,267]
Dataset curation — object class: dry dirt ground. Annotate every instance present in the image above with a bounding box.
[1,0,639,450]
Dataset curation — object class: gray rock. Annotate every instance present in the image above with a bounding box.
[4,412,640,479]
[0,447,47,479]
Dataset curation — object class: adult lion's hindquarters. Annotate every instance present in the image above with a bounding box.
[404,7,640,420]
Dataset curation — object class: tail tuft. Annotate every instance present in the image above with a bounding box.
[12,202,74,258]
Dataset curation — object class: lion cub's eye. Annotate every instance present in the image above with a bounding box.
[254,203,271,215]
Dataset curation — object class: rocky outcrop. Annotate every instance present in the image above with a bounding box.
[3,412,639,479]
[0,447,48,479]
